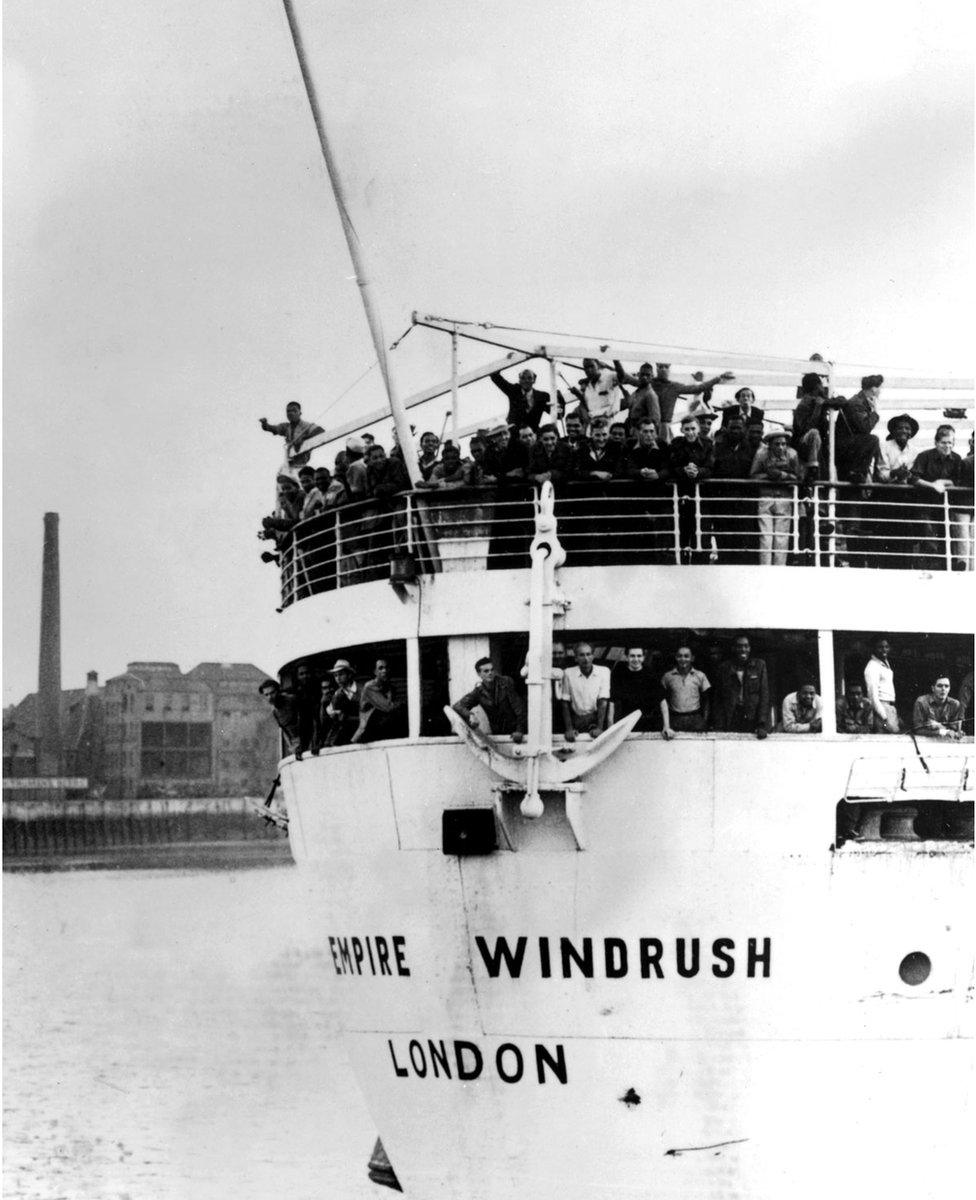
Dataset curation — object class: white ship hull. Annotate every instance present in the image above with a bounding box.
[282,736,973,1198]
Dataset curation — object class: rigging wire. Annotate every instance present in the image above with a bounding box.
[311,323,416,425]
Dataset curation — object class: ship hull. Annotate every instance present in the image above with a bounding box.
[282,737,973,1198]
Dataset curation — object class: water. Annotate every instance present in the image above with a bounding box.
[3,865,378,1200]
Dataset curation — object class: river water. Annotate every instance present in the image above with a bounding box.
[3,865,378,1200]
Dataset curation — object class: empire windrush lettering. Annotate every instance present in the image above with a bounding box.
[475,936,772,979]
[388,1038,568,1085]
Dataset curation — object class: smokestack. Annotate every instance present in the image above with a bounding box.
[86,671,99,695]
[36,512,62,776]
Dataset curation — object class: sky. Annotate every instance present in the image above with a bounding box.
[2,0,973,704]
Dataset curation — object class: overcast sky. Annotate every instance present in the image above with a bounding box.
[3,0,972,704]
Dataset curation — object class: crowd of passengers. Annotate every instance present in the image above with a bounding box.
[258,363,975,569]
[260,635,972,756]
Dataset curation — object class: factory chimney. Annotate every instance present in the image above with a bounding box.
[36,512,63,776]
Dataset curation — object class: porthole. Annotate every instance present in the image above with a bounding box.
[898,951,931,987]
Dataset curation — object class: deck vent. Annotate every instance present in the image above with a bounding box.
[442,808,497,856]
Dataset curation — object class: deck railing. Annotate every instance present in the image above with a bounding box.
[277,483,975,608]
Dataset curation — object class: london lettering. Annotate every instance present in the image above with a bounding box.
[388,1038,568,1085]
[474,936,771,979]
[328,935,410,976]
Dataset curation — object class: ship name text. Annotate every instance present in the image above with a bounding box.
[328,935,410,976]
[475,936,772,979]
[388,1038,567,1085]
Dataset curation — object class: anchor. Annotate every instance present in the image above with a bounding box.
[445,481,639,819]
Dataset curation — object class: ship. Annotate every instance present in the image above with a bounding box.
[265,4,974,1196]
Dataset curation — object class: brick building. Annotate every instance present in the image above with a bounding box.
[4,662,278,799]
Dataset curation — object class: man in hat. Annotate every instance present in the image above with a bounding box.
[324,660,362,745]
[878,414,919,483]
[750,429,800,565]
[453,657,525,740]
[872,413,920,566]
[484,423,522,487]
[344,436,369,498]
[489,362,562,432]
[792,372,836,482]
[259,402,324,467]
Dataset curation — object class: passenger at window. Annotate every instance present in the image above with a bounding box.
[560,642,611,741]
[750,429,799,566]
[259,402,324,467]
[609,647,663,732]
[913,676,964,740]
[835,682,874,733]
[453,657,525,740]
[863,636,900,733]
[353,659,405,743]
[294,662,320,754]
[324,660,362,746]
[958,670,973,725]
[661,646,711,738]
[711,635,770,738]
[779,684,823,733]
[313,678,334,752]
[258,679,302,758]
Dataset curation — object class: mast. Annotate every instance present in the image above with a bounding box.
[280,0,421,485]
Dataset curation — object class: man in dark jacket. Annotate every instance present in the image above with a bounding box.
[530,425,575,486]
[669,415,714,559]
[711,635,770,738]
[835,374,884,482]
[490,364,562,432]
[453,658,525,739]
[258,679,302,758]
[610,647,663,731]
[719,387,764,429]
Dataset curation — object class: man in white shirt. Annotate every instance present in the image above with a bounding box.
[863,635,900,732]
[878,414,919,482]
[570,359,623,425]
[560,642,611,740]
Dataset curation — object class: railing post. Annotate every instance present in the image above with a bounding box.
[813,485,821,568]
[405,492,414,553]
[818,629,837,735]
[334,510,342,589]
[406,636,421,739]
[792,484,800,557]
[694,483,703,553]
[671,484,681,564]
[943,490,953,570]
